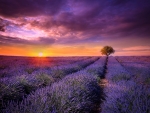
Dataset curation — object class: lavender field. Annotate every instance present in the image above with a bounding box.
[0,56,150,113]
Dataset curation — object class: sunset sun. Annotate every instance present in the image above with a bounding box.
[38,52,43,57]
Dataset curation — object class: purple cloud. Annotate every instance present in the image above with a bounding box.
[0,35,55,46]
[0,0,66,17]
[0,0,150,49]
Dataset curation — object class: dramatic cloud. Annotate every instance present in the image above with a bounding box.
[0,35,55,46]
[0,0,66,17]
[0,0,150,56]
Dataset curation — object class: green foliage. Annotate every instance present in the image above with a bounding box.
[101,46,115,56]
[96,76,101,83]
[0,72,7,77]
[36,73,54,86]
[17,76,34,94]
[144,78,150,85]
[87,68,96,74]
[51,69,66,79]
[87,68,99,76]
[25,68,36,74]
[111,74,130,82]
[0,65,7,70]
[25,68,34,74]
[0,82,23,105]
[75,65,83,70]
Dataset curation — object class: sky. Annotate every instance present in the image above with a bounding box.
[0,0,150,56]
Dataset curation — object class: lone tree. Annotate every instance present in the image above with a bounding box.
[101,46,115,57]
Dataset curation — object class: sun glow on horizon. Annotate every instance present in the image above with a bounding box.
[38,52,43,57]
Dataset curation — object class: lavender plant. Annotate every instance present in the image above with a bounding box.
[0,56,89,78]
[0,57,99,109]
[117,57,150,87]
[101,57,150,113]
[1,57,106,113]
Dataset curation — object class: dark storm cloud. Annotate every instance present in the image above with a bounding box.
[111,0,129,6]
[105,1,150,38]
[0,35,55,46]
[30,0,150,38]
[0,0,66,17]
[0,25,5,32]
[0,0,150,46]
[0,18,7,32]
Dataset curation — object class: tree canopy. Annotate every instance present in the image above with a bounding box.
[101,46,115,56]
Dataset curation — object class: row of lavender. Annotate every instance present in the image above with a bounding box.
[116,56,150,64]
[0,56,89,78]
[101,57,150,113]
[2,57,107,113]
[116,56,150,87]
[0,57,99,109]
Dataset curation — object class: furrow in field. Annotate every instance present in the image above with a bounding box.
[0,57,99,110]
[101,57,149,113]
[97,56,109,113]
[116,57,150,87]
[2,57,107,113]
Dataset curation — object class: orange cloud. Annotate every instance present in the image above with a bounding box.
[123,46,150,51]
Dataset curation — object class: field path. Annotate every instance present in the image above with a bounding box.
[98,56,108,112]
